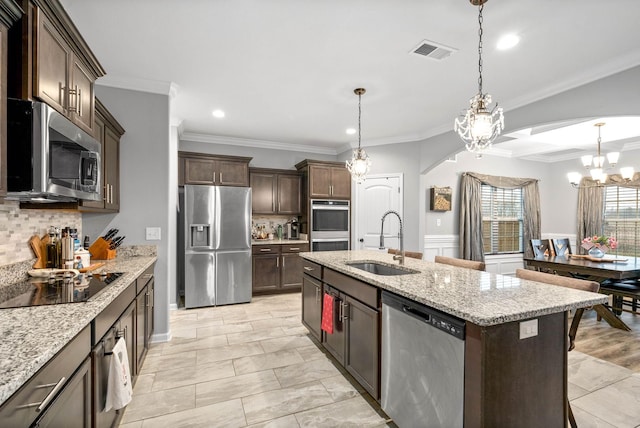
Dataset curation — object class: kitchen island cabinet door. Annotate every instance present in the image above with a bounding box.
[301,274,322,341]
[345,295,379,399]
[32,357,92,428]
[322,286,346,365]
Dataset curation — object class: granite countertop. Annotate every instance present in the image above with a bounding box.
[300,250,608,326]
[0,253,157,407]
[252,239,309,245]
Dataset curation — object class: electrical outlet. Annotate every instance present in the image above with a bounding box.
[436,218,441,227]
[146,227,161,241]
[519,319,538,339]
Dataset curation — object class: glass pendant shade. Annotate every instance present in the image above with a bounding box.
[606,152,620,166]
[620,167,635,180]
[346,148,371,184]
[581,155,593,168]
[567,172,582,186]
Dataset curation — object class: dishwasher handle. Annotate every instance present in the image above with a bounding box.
[402,304,431,324]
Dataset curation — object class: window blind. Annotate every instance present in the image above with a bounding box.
[481,185,524,254]
[603,186,640,257]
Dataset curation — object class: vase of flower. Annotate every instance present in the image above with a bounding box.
[581,235,617,258]
[588,246,605,258]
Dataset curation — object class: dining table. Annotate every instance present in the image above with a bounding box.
[524,254,640,331]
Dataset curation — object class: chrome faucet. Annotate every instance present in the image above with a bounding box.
[379,210,404,265]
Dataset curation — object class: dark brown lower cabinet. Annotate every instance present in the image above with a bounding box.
[253,244,309,294]
[33,357,92,428]
[321,272,380,399]
[344,295,379,397]
[301,274,323,341]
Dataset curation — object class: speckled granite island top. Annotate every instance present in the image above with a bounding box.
[251,239,309,245]
[0,254,157,406]
[300,250,608,326]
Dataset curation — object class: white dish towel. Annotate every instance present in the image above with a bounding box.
[105,337,133,411]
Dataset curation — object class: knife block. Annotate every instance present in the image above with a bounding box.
[89,237,117,260]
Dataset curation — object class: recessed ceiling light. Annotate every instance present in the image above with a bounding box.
[346,128,356,135]
[212,109,225,118]
[497,34,520,50]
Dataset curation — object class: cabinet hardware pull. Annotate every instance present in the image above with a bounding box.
[110,184,114,205]
[213,171,216,182]
[16,377,67,411]
[303,266,313,271]
[282,257,285,268]
[289,247,300,250]
[315,286,320,303]
[59,82,66,110]
[338,299,343,321]
[78,88,82,116]
[219,172,223,182]
[277,258,279,268]
[67,85,79,113]
[342,302,349,320]
[260,248,271,252]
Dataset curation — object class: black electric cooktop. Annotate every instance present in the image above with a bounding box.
[0,272,123,309]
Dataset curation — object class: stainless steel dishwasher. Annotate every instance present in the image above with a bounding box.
[381,291,465,428]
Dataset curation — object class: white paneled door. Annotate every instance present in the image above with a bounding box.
[354,174,403,250]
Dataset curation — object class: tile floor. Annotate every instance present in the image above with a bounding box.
[119,293,640,428]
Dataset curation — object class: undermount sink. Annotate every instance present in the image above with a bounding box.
[346,261,418,276]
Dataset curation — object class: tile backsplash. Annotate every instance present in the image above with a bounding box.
[0,200,81,267]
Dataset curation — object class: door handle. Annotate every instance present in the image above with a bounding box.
[359,238,364,242]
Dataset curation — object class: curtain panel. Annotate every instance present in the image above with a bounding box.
[459,172,541,262]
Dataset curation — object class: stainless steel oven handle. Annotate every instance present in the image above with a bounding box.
[311,205,349,211]
[311,238,349,242]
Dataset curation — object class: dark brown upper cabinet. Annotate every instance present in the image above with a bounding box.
[179,151,251,187]
[80,98,124,212]
[9,0,105,135]
[0,0,23,198]
[250,168,301,215]
[296,159,351,200]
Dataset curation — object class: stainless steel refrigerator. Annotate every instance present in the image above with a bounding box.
[179,185,252,308]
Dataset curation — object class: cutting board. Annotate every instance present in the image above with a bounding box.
[29,235,46,269]
[79,262,105,273]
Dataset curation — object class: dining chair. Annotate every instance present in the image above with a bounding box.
[388,248,423,260]
[530,239,552,258]
[434,255,485,271]
[552,238,572,257]
[515,268,600,428]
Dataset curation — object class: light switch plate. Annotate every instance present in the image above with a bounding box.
[519,319,538,339]
[146,227,161,241]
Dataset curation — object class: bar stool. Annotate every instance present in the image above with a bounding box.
[434,256,485,271]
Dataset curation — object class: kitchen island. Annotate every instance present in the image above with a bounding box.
[300,250,607,427]
[0,247,156,425]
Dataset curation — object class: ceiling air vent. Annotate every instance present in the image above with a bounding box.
[411,40,457,61]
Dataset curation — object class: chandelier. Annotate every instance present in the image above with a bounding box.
[346,88,371,183]
[454,0,504,153]
[567,122,634,187]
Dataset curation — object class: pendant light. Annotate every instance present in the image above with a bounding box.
[346,88,371,183]
[567,123,634,188]
[454,0,504,153]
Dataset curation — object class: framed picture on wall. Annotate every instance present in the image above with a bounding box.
[430,186,452,211]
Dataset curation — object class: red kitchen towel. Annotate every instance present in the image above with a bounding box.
[321,293,334,334]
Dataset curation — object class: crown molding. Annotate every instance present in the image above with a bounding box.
[180,132,338,155]
[96,74,174,96]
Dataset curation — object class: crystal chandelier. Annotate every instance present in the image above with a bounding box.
[454,0,504,153]
[567,122,634,187]
[346,88,371,183]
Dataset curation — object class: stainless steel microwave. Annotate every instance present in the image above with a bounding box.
[6,99,101,202]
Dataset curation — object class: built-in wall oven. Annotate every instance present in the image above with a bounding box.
[310,199,350,251]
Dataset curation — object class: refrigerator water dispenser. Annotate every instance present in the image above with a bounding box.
[190,224,210,247]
